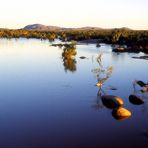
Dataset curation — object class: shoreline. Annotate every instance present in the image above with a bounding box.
[0,28,148,53]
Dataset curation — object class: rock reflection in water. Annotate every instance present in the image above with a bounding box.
[129,95,144,105]
[129,81,148,112]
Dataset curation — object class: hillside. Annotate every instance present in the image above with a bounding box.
[23,24,104,31]
[24,24,62,31]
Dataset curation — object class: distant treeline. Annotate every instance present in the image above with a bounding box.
[0,28,148,46]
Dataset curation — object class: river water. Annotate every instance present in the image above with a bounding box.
[0,39,147,148]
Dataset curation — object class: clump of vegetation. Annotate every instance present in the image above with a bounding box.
[0,29,58,41]
[0,28,148,52]
[62,48,76,60]
[92,53,113,89]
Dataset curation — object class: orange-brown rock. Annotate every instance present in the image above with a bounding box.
[112,107,132,120]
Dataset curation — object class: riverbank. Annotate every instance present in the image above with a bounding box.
[112,45,148,54]
[0,28,148,53]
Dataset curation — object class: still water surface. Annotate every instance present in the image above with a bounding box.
[0,39,148,148]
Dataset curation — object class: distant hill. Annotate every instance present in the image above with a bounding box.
[23,24,62,31]
[23,24,131,31]
[23,24,104,31]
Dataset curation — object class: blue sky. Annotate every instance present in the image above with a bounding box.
[0,0,148,29]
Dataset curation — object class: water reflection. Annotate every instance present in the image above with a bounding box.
[61,44,77,72]
[129,95,144,105]
[92,53,132,121]
[129,81,148,112]
[0,39,148,147]
[92,53,113,91]
[144,130,148,138]
[92,53,113,110]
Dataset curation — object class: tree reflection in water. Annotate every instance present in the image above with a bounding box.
[61,43,77,72]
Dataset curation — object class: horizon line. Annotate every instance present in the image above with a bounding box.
[0,23,148,31]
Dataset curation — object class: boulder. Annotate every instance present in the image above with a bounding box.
[129,95,144,105]
[101,95,124,109]
[112,107,132,120]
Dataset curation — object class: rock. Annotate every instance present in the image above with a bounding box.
[108,86,118,90]
[112,47,126,52]
[113,45,148,53]
[101,95,124,109]
[96,43,101,47]
[79,56,88,59]
[134,80,148,87]
[129,95,144,105]
[115,97,124,105]
[112,107,132,120]
[132,56,148,60]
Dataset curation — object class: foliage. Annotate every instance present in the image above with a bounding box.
[0,28,148,47]
[92,53,113,86]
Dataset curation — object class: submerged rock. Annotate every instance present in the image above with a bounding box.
[112,107,132,120]
[101,95,124,109]
[129,95,144,105]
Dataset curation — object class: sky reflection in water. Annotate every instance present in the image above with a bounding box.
[0,39,147,148]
